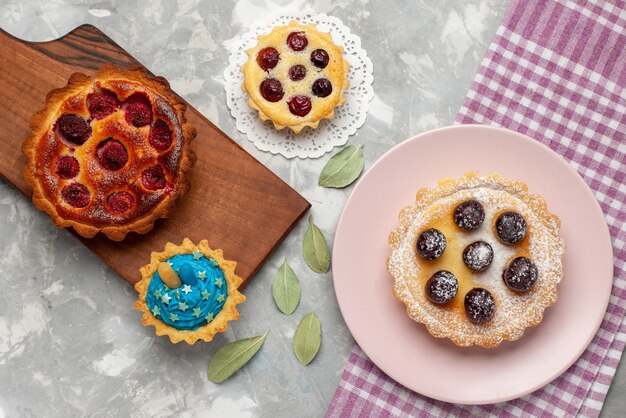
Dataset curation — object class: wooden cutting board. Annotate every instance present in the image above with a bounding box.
[0,25,310,287]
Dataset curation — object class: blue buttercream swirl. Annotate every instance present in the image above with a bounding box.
[146,254,228,330]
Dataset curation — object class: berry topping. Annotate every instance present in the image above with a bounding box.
[416,228,446,260]
[256,47,280,71]
[495,211,527,244]
[123,93,152,127]
[312,78,333,98]
[107,191,135,214]
[425,271,458,304]
[61,183,90,208]
[54,156,79,179]
[178,263,198,286]
[96,139,128,171]
[149,119,173,151]
[287,95,312,117]
[87,91,120,120]
[462,241,494,272]
[453,200,485,230]
[260,78,284,102]
[288,64,307,81]
[503,257,538,292]
[464,288,495,323]
[142,165,166,190]
[287,31,308,51]
[56,114,91,146]
[310,49,329,68]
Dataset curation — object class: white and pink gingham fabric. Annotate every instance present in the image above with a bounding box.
[326,0,626,416]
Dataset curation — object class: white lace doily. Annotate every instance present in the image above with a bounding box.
[224,10,374,159]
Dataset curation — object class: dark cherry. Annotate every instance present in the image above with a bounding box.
[96,139,128,171]
[310,49,329,68]
[312,78,332,98]
[107,191,135,214]
[123,93,152,127]
[503,257,538,292]
[142,165,166,190]
[56,114,91,146]
[462,241,494,272]
[416,228,446,260]
[425,271,458,304]
[287,95,312,117]
[61,183,90,208]
[288,65,307,81]
[453,200,485,230]
[287,31,308,51]
[55,156,79,179]
[260,78,284,102]
[256,47,280,71]
[464,288,495,323]
[495,211,527,244]
[149,119,173,151]
[87,91,120,120]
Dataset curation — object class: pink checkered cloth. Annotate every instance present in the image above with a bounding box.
[326,0,626,416]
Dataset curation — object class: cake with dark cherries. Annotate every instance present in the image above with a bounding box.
[387,173,565,348]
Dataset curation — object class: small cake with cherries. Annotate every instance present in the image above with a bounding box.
[22,65,196,241]
[387,173,565,348]
[241,20,349,133]
[134,239,246,344]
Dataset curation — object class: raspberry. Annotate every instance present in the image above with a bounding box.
[87,91,120,120]
[61,183,90,208]
[55,156,79,179]
[142,165,166,190]
[107,191,135,214]
[123,93,152,127]
[149,119,173,151]
[56,114,91,146]
[96,139,128,171]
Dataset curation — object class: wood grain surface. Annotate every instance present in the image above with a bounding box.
[0,24,310,286]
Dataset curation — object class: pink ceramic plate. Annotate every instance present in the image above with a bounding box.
[333,125,613,405]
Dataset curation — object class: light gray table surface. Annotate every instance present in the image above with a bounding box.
[0,1,624,417]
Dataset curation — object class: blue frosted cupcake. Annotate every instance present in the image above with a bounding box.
[134,238,245,344]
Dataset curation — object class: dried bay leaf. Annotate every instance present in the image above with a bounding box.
[318,144,364,188]
[207,330,269,383]
[293,312,322,366]
[302,216,330,273]
[272,260,301,315]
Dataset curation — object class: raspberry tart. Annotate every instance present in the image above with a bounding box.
[134,238,246,344]
[242,21,350,133]
[387,173,565,348]
[22,65,196,241]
